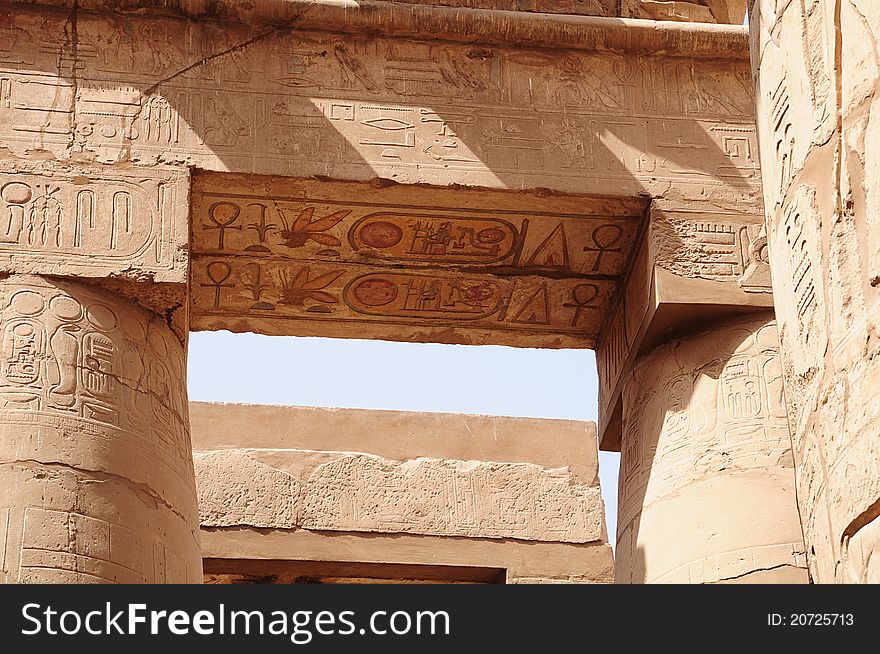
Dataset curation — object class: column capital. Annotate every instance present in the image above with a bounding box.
[597,200,773,451]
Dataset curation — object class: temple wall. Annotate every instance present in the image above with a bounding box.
[190,402,613,584]
[3,0,866,586]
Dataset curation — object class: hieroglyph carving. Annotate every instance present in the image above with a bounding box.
[621,0,747,23]
[195,449,605,544]
[1,7,760,201]
[192,257,616,344]
[335,0,618,17]
[0,276,200,583]
[192,187,640,277]
[652,211,772,292]
[0,162,188,281]
[190,178,642,345]
[751,0,880,582]
[618,317,792,529]
[595,207,772,445]
[615,315,807,583]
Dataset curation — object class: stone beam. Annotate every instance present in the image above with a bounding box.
[596,200,773,450]
[1,4,760,204]
[189,173,645,347]
[190,402,612,584]
[3,1,751,52]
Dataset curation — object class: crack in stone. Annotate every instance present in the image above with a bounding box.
[140,27,285,99]
[17,358,189,427]
[138,3,317,99]
[712,562,805,583]
[121,6,314,163]
[51,0,78,158]
[1,459,194,526]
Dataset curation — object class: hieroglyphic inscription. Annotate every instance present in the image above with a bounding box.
[596,234,651,428]
[751,0,880,582]
[341,0,618,16]
[0,278,192,487]
[192,186,640,276]
[621,0,746,23]
[1,8,761,202]
[0,163,188,281]
[618,317,792,529]
[596,207,772,448]
[190,175,643,347]
[0,277,200,583]
[195,449,605,544]
[191,256,616,345]
[652,210,772,292]
[615,315,806,583]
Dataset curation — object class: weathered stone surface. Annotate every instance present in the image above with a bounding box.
[192,402,611,583]
[190,173,645,347]
[0,1,754,54]
[751,0,880,582]
[196,449,604,543]
[1,4,759,205]
[595,201,773,449]
[0,275,201,583]
[0,161,189,283]
[615,314,808,583]
[196,450,299,530]
[5,0,859,588]
[189,401,601,483]
[301,0,621,18]
[621,0,746,23]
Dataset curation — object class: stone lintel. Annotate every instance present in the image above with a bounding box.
[200,531,614,584]
[2,6,761,202]
[3,0,750,56]
[597,202,774,451]
[189,173,647,348]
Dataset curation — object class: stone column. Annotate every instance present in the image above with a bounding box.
[615,313,808,583]
[749,1,880,582]
[0,276,201,583]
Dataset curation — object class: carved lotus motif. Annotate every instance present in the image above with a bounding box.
[278,206,351,249]
[276,266,344,307]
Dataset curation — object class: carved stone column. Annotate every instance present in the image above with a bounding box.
[0,276,200,583]
[750,1,880,581]
[615,313,808,583]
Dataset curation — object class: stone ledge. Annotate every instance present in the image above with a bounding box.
[2,0,750,57]
[194,448,606,544]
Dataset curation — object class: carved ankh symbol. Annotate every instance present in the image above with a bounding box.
[204,201,242,250]
[201,261,235,308]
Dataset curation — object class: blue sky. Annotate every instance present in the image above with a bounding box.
[187,331,620,544]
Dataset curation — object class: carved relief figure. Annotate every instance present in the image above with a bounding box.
[616,315,807,583]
